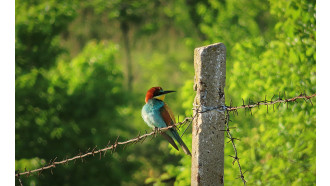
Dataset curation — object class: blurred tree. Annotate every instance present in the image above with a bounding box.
[15,0,77,71]
[79,0,172,90]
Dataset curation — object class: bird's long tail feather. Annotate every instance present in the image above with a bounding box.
[161,133,179,151]
[170,129,191,156]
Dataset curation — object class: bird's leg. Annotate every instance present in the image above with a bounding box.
[153,127,159,136]
[156,127,160,135]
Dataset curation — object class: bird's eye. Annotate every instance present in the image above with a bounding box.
[154,89,162,96]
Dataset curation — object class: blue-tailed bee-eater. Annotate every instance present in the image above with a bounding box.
[141,87,191,156]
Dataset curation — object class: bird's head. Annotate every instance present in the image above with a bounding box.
[145,87,175,103]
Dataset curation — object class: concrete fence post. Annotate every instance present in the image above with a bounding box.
[191,43,226,186]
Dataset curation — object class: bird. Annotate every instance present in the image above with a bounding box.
[141,87,191,156]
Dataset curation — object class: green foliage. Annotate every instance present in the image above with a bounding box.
[15,0,77,70]
[16,11,139,183]
[16,0,315,185]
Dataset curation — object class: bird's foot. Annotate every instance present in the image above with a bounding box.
[153,127,160,135]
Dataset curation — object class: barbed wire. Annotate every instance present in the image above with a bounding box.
[16,171,23,186]
[224,109,246,185]
[15,92,315,185]
[15,117,192,178]
[224,92,314,185]
[192,92,315,185]
[227,93,315,113]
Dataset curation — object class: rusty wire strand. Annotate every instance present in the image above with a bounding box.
[181,105,201,138]
[226,93,315,112]
[225,110,246,185]
[192,92,315,185]
[16,171,23,186]
[15,117,192,178]
[223,93,314,185]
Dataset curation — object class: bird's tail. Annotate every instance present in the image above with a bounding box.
[170,129,191,156]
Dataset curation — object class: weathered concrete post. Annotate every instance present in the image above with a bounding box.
[191,43,226,185]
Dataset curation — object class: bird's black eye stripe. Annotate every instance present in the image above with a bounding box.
[154,89,163,97]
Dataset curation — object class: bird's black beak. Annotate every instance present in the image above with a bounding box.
[159,90,176,96]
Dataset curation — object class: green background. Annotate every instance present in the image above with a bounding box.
[15,0,315,185]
